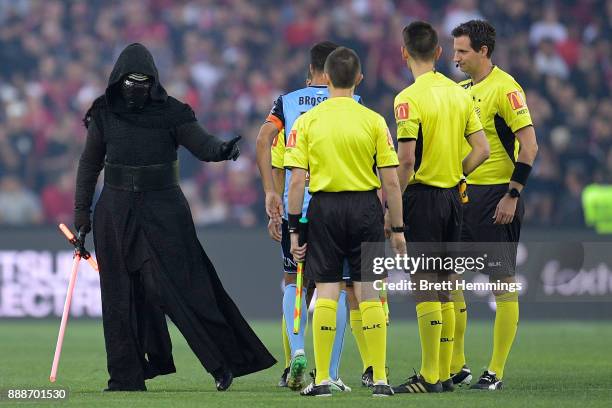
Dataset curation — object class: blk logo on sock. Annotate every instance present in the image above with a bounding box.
[430,320,442,326]
[363,323,382,330]
[320,326,336,331]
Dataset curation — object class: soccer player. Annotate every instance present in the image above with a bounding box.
[390,21,489,394]
[256,41,356,391]
[285,46,406,397]
[451,20,539,390]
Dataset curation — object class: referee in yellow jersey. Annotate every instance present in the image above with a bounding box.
[390,21,490,394]
[450,20,539,391]
[285,47,406,398]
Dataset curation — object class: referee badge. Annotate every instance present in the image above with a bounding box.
[506,91,526,110]
[395,103,409,120]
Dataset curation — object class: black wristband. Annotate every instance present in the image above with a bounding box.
[288,213,301,233]
[511,162,532,186]
[391,225,405,233]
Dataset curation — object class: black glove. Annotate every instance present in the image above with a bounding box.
[75,229,88,256]
[74,210,91,234]
[220,135,241,161]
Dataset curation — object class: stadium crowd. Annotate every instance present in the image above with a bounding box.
[0,0,609,228]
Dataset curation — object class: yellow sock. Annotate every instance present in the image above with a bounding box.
[450,289,467,373]
[416,301,442,384]
[281,316,291,368]
[350,309,370,371]
[313,298,337,384]
[359,300,387,383]
[489,292,519,379]
[439,302,455,381]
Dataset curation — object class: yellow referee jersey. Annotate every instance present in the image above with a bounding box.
[271,129,285,169]
[284,97,398,192]
[459,66,533,185]
[394,71,483,188]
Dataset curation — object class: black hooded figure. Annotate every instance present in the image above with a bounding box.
[74,43,276,391]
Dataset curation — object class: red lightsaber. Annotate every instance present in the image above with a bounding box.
[49,224,99,382]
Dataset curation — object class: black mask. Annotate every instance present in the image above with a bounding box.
[120,73,151,110]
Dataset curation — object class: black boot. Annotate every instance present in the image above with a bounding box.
[213,369,233,391]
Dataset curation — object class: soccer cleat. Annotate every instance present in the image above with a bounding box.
[392,373,443,393]
[372,382,394,397]
[278,367,289,387]
[451,364,472,386]
[309,369,352,392]
[441,378,455,392]
[361,366,374,387]
[330,378,352,392]
[300,382,332,397]
[287,352,307,390]
[361,365,390,388]
[214,369,233,391]
[470,371,503,390]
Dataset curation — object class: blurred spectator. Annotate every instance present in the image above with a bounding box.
[534,38,569,79]
[222,159,259,227]
[443,0,483,35]
[3,104,37,186]
[41,171,74,225]
[556,165,588,226]
[529,6,568,45]
[0,175,43,225]
[0,0,609,229]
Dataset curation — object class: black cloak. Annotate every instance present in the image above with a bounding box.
[75,43,275,390]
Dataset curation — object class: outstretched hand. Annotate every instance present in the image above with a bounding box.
[222,135,241,161]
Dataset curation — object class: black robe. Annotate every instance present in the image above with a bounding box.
[75,43,275,390]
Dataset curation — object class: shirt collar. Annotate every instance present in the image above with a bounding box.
[414,70,437,84]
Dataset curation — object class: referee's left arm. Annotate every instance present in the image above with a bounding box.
[284,118,309,261]
[511,125,538,193]
[287,168,306,221]
[494,86,538,224]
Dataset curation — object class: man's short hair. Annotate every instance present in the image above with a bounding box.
[402,21,438,61]
[324,47,361,89]
[451,20,496,58]
[310,41,339,72]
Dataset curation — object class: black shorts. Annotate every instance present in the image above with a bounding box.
[282,219,352,281]
[460,184,524,277]
[304,190,385,283]
[403,184,463,273]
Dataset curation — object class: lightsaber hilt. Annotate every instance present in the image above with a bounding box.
[58,224,99,271]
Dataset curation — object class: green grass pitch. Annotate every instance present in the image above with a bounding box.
[0,320,610,407]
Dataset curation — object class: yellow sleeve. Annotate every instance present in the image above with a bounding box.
[284,116,308,170]
[497,80,533,133]
[394,94,420,140]
[375,116,399,168]
[465,97,483,136]
[271,129,285,169]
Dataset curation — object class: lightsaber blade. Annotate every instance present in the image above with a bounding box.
[49,254,81,382]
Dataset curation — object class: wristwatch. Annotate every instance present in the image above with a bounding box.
[507,188,521,198]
